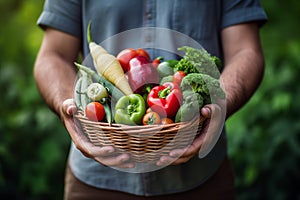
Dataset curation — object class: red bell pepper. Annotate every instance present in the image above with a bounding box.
[117,48,151,72]
[128,56,160,94]
[147,82,183,118]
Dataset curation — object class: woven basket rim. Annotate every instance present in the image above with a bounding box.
[74,110,206,132]
[73,110,206,162]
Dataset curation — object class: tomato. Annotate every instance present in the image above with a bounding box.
[160,118,174,125]
[135,48,151,61]
[146,107,153,113]
[85,102,105,122]
[173,71,186,85]
[142,111,161,125]
[116,48,138,72]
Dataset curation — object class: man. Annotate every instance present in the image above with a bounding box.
[34,0,267,199]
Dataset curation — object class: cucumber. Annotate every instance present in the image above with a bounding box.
[101,98,112,125]
[74,77,83,110]
[80,71,92,110]
[75,62,125,100]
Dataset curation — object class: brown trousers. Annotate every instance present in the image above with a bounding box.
[64,157,235,200]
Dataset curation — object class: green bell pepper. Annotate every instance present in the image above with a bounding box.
[114,94,146,125]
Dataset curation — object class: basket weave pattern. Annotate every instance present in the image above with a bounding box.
[74,110,206,163]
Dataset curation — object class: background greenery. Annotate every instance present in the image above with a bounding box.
[0,0,299,199]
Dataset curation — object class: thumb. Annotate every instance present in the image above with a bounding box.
[62,98,77,116]
[201,105,212,118]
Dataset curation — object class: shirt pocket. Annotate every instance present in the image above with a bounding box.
[172,0,220,42]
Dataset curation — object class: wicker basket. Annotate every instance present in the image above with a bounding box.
[74,110,206,163]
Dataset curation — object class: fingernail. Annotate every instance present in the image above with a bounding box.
[203,106,211,113]
[170,152,179,157]
[105,149,114,154]
[105,150,112,154]
[67,105,76,115]
[120,155,129,162]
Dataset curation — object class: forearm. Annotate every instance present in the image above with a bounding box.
[34,28,81,118]
[34,54,77,117]
[221,48,264,118]
[220,23,265,119]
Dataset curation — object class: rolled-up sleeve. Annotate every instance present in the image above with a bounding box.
[221,0,267,29]
[37,0,82,39]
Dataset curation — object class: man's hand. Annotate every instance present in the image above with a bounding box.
[61,99,135,168]
[156,104,225,166]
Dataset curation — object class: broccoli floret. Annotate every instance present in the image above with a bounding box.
[181,73,225,105]
[182,90,203,108]
[174,58,197,75]
[160,75,173,85]
[212,55,223,71]
[177,46,222,78]
[175,90,202,122]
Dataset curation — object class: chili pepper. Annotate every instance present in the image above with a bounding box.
[100,97,112,125]
[166,59,179,68]
[152,56,164,68]
[147,82,182,118]
[114,94,146,125]
[127,56,160,94]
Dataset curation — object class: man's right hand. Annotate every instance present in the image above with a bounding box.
[61,98,135,168]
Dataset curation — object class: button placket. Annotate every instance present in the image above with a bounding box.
[144,0,155,26]
[146,12,153,20]
[143,0,156,46]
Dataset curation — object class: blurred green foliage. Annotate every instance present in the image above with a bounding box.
[0,0,299,199]
[0,1,70,199]
[226,1,300,199]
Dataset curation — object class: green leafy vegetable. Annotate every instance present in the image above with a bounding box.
[175,46,222,78]
[182,90,203,108]
[174,58,196,75]
[180,73,225,105]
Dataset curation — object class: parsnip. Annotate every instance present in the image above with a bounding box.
[87,22,133,95]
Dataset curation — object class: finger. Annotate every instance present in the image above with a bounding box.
[170,156,191,165]
[201,105,212,118]
[71,130,116,158]
[168,147,189,158]
[68,119,134,168]
[63,111,135,168]
[113,162,136,169]
[86,145,116,157]
[70,126,134,168]
[94,153,133,167]
[198,104,224,158]
[62,98,77,116]
[64,116,114,158]
[169,133,205,158]
[157,153,193,166]
[156,155,178,166]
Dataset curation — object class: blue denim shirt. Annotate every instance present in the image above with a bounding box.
[38,0,267,196]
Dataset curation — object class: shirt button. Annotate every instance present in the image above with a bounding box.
[146,35,152,42]
[147,12,153,20]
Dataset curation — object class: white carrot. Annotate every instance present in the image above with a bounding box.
[89,42,133,95]
[87,22,133,95]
